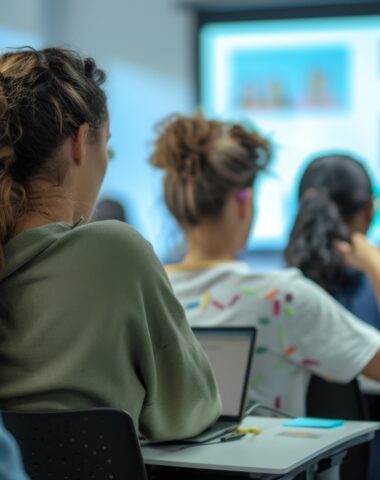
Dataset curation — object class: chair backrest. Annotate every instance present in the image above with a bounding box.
[306,376,370,480]
[2,408,147,480]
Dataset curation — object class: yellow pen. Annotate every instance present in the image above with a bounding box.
[235,427,262,435]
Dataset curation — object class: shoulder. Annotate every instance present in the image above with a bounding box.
[71,220,150,253]
[73,220,141,243]
[167,262,309,297]
[67,220,160,273]
[256,267,304,286]
[231,265,306,291]
[232,266,331,309]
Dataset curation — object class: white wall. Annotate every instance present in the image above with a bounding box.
[0,0,44,48]
[0,0,42,34]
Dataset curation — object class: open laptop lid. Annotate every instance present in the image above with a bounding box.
[192,326,256,422]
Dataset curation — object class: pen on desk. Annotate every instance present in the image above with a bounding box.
[235,427,262,435]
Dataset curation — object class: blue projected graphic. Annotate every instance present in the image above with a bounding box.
[230,47,349,113]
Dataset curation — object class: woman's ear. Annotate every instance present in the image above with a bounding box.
[350,200,375,234]
[71,123,90,166]
[236,187,253,219]
[365,200,375,227]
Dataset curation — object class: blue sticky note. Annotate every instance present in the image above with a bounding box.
[283,417,345,429]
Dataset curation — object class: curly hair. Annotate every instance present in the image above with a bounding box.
[0,47,107,270]
[150,112,271,226]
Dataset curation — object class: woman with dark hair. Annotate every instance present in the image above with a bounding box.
[286,153,380,480]
[286,153,380,317]
[0,48,221,442]
[151,112,380,419]
[93,198,128,222]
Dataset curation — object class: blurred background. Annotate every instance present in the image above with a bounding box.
[0,0,379,267]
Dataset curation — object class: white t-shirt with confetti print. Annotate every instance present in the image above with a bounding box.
[166,261,380,416]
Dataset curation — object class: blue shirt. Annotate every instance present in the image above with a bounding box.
[0,417,29,480]
[334,269,380,330]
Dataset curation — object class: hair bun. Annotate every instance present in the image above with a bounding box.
[151,111,271,227]
[177,152,203,180]
[84,57,106,84]
[229,124,271,170]
[151,113,213,181]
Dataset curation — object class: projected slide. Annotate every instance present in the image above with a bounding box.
[232,47,348,113]
[200,15,380,249]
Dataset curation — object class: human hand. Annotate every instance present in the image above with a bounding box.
[335,233,380,273]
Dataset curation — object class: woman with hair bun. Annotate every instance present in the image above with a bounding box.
[0,48,221,442]
[151,112,380,418]
[286,153,380,480]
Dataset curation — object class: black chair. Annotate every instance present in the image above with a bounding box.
[2,408,148,480]
[306,376,371,480]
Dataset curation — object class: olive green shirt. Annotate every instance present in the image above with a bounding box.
[0,220,221,441]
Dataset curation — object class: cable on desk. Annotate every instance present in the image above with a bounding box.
[245,402,294,419]
[178,432,247,449]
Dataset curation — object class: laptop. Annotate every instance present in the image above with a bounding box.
[185,326,256,443]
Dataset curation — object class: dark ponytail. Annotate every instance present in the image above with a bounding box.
[285,190,351,291]
[285,154,373,293]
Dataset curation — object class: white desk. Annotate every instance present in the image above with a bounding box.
[142,416,379,479]
[359,375,380,395]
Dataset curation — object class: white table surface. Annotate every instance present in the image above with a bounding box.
[142,416,379,476]
[359,375,380,395]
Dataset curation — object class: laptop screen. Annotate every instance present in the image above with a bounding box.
[193,327,256,419]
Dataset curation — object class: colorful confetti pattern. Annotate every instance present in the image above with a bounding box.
[186,284,321,410]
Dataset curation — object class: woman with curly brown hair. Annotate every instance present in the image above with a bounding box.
[151,111,380,417]
[0,49,221,442]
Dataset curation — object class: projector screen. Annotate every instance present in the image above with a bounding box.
[199,13,380,250]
